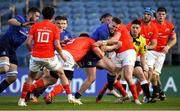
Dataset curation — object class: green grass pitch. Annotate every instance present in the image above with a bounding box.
[0,96,180,110]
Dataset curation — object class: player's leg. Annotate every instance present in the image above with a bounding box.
[45,70,74,104]
[0,52,19,93]
[74,67,96,105]
[18,56,45,106]
[0,56,9,74]
[97,57,118,92]
[121,49,141,104]
[133,66,156,103]
[153,52,166,100]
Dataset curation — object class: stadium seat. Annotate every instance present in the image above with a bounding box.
[174,7,180,13]
[128,1,141,8]
[86,13,100,20]
[69,2,84,8]
[156,1,171,7]
[73,18,87,26]
[84,2,98,8]
[123,18,131,25]
[175,13,180,19]
[129,7,143,13]
[112,1,127,8]
[72,25,88,36]
[171,1,180,7]
[87,18,100,25]
[85,7,100,13]
[71,7,85,13]
[100,7,114,14]
[98,1,112,8]
[129,13,139,20]
[142,1,155,7]
[113,6,129,14]
[29,0,39,7]
[15,2,26,15]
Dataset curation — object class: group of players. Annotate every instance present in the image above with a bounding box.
[0,5,176,107]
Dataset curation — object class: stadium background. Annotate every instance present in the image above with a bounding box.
[0,0,179,96]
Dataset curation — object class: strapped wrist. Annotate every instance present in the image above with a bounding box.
[166,45,170,49]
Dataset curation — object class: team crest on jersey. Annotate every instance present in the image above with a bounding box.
[148,32,153,36]
[165,28,170,33]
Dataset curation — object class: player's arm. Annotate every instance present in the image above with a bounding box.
[110,31,121,41]
[92,45,105,59]
[100,41,121,52]
[140,54,148,72]
[8,18,34,27]
[93,39,120,46]
[8,18,22,26]
[147,26,158,50]
[147,39,157,50]
[162,33,177,54]
[54,40,66,62]
[26,35,33,52]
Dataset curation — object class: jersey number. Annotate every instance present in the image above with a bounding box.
[37,32,49,43]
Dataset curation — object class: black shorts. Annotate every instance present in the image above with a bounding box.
[80,50,101,68]
[0,42,18,65]
[50,70,74,80]
[64,70,74,80]
[134,61,141,68]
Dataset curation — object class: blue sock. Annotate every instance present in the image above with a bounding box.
[107,73,116,90]
[75,92,81,99]
[0,80,10,93]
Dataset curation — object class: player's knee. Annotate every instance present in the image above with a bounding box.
[151,74,157,83]
[0,65,9,73]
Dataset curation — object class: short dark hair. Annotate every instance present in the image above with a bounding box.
[100,13,112,21]
[28,7,40,14]
[55,16,68,21]
[132,19,141,25]
[79,33,89,37]
[157,7,167,13]
[112,17,121,24]
[42,7,54,19]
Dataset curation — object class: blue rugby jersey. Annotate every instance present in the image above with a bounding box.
[0,15,29,50]
[91,23,110,41]
[60,29,72,41]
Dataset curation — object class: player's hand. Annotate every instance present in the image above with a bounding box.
[116,41,122,49]
[21,22,35,27]
[162,45,169,54]
[61,55,67,62]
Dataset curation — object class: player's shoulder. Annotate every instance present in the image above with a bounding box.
[165,20,174,28]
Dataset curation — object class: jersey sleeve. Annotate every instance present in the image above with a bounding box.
[91,27,100,41]
[89,39,96,49]
[140,37,147,55]
[14,15,24,23]
[91,24,109,41]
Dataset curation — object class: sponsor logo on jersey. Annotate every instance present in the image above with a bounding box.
[148,32,153,36]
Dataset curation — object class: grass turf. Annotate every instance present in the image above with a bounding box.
[0,96,180,110]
